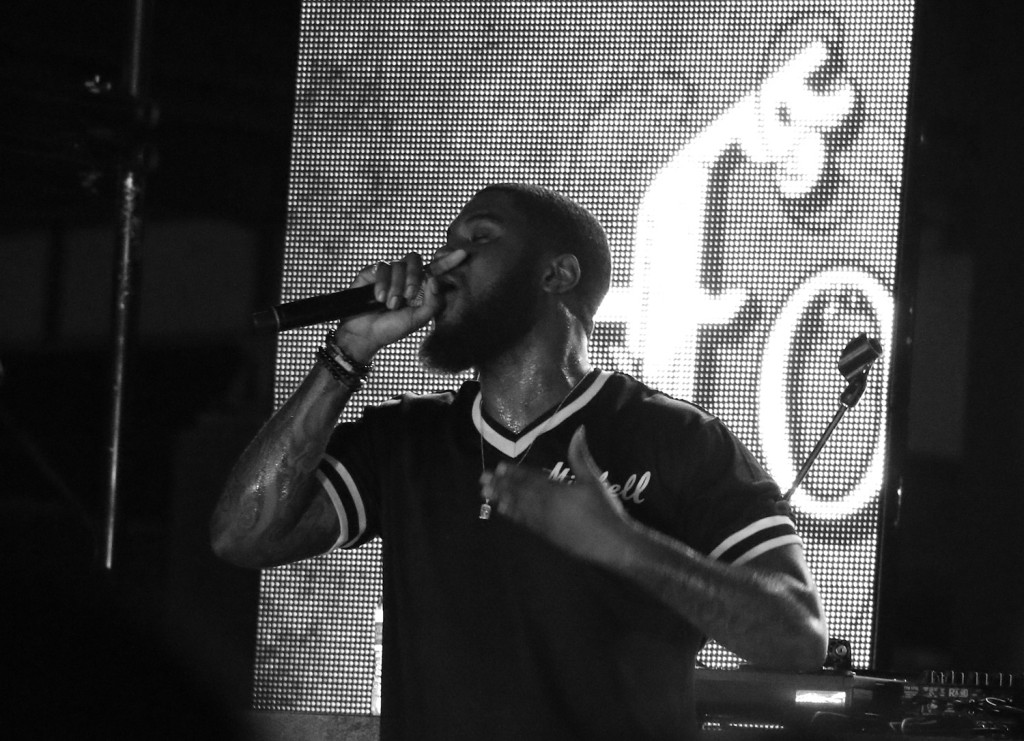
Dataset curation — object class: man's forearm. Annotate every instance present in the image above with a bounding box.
[209,363,356,568]
[608,521,828,670]
[210,250,457,568]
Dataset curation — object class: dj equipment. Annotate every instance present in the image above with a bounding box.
[696,667,904,732]
[899,671,1024,737]
[696,667,1024,737]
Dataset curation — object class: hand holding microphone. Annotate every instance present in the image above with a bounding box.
[254,249,467,359]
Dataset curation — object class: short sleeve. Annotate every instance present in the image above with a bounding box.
[316,410,387,551]
[677,416,802,565]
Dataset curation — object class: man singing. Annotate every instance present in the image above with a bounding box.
[210,183,828,739]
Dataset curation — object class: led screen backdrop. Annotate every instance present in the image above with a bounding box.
[256,0,914,713]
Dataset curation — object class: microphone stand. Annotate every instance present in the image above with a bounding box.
[782,365,874,502]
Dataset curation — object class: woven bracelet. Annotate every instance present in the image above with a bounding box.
[324,331,373,377]
[315,346,364,391]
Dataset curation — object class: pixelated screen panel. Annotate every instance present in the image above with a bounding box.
[257,0,914,713]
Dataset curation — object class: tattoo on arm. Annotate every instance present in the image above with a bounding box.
[212,368,353,566]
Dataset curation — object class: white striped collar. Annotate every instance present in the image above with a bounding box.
[472,370,612,458]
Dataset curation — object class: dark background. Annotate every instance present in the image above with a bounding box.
[1,0,1022,721]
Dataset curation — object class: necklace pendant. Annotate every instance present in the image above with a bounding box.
[478,501,492,520]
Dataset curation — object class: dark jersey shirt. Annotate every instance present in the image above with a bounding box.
[318,370,800,740]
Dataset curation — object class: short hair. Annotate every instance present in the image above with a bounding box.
[480,183,611,334]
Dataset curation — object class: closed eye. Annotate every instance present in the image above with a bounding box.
[447,212,504,246]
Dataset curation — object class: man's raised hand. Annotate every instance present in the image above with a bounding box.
[480,426,631,565]
[333,248,467,364]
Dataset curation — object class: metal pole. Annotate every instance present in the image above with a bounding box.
[103,0,152,571]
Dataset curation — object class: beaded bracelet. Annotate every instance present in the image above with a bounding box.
[315,346,364,391]
[324,330,373,377]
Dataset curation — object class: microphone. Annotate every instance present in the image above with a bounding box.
[252,284,383,334]
[837,333,882,381]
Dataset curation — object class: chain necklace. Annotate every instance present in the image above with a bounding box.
[477,370,593,520]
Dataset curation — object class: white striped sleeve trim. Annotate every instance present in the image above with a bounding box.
[729,534,804,566]
[318,453,369,550]
[708,515,803,564]
[315,469,350,551]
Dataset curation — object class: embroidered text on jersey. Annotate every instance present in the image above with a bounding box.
[546,461,651,504]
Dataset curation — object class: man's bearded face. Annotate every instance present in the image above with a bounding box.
[419,250,541,374]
